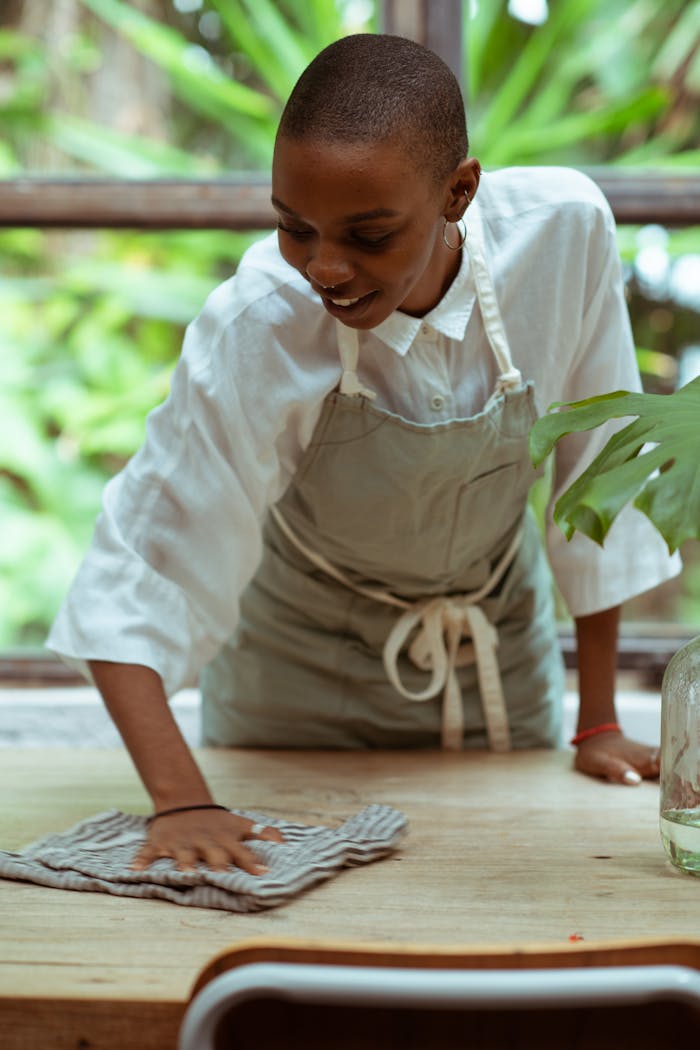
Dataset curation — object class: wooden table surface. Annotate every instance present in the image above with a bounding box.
[1,747,699,1049]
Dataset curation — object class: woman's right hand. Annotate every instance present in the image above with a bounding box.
[131,809,285,875]
[86,662,285,877]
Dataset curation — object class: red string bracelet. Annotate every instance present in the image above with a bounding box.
[570,722,622,747]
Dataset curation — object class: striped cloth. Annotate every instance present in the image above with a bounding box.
[0,805,407,912]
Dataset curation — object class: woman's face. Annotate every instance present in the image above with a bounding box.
[271,136,478,329]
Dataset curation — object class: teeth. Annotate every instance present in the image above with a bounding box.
[330,296,361,307]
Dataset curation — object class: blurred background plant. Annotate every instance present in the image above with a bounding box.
[1,0,699,647]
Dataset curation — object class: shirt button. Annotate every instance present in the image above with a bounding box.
[430,394,445,410]
[420,323,436,340]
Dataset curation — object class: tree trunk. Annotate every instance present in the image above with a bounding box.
[17,0,171,172]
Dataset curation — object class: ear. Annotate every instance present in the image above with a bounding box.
[443,157,481,222]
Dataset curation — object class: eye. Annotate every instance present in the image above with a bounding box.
[351,230,394,249]
[277,222,313,240]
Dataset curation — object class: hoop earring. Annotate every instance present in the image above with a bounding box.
[442,216,467,251]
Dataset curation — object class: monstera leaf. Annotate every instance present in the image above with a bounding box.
[529,375,700,553]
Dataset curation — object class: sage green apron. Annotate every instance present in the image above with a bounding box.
[200,203,564,750]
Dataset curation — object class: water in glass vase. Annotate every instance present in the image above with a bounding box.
[660,809,700,875]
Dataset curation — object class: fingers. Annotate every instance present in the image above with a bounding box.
[621,742,661,783]
[174,842,263,875]
[605,758,642,786]
[575,748,636,785]
[243,821,285,844]
[574,736,661,786]
[132,836,268,875]
[130,811,282,874]
[131,842,171,871]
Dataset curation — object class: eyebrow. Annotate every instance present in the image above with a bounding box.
[271,196,400,224]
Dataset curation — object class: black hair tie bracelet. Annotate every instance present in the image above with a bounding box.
[147,803,230,825]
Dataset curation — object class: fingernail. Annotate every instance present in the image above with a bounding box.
[254,864,269,875]
[623,770,642,785]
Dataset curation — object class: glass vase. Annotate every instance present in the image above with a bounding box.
[659,635,700,875]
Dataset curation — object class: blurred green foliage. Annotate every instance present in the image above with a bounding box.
[0,225,261,645]
[468,0,700,168]
[1,0,699,645]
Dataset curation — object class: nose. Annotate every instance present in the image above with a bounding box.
[305,241,353,290]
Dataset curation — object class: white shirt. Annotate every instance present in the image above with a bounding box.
[48,167,681,696]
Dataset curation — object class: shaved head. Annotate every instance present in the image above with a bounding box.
[277,34,468,186]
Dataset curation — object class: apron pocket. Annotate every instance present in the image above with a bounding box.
[445,461,525,575]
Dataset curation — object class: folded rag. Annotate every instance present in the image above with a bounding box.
[0,804,407,912]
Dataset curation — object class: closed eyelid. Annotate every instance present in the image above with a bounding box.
[277,221,393,244]
[271,195,400,225]
[353,226,394,237]
[351,230,394,247]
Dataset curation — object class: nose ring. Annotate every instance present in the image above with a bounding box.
[309,274,335,290]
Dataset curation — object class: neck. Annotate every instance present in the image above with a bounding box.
[400,239,462,318]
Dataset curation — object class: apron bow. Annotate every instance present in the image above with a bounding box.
[383,596,510,753]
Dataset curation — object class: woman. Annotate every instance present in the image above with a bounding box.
[48,34,680,874]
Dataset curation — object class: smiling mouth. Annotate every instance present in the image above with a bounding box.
[323,291,377,310]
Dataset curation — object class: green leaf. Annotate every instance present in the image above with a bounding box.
[472,0,598,146]
[617,148,700,170]
[653,3,700,83]
[0,141,20,175]
[238,0,315,80]
[467,0,506,100]
[529,377,700,552]
[78,0,276,162]
[208,0,295,102]
[0,29,43,60]
[486,87,668,165]
[303,0,347,42]
[47,113,216,176]
[635,348,677,382]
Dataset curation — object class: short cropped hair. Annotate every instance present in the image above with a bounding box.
[277,34,468,185]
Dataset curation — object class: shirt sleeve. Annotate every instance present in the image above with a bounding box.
[544,192,682,616]
[46,298,288,697]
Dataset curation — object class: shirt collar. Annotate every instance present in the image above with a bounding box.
[370,240,476,357]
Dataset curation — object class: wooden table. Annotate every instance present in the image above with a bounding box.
[1,748,699,1049]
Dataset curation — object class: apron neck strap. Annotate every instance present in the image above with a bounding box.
[335,322,377,400]
[465,202,522,393]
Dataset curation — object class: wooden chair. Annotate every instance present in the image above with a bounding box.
[179,938,700,1050]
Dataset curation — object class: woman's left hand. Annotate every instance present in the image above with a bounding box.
[573,731,660,785]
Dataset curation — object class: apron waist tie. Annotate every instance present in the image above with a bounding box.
[383,595,511,752]
[270,507,521,753]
